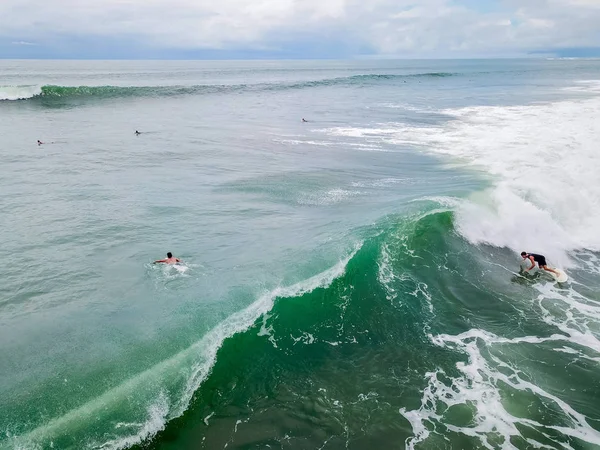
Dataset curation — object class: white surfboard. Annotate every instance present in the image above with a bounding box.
[549,268,568,283]
[172,263,189,274]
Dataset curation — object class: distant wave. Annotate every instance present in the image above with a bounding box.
[0,72,457,102]
[0,84,226,101]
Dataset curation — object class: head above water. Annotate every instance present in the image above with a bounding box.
[167,252,172,258]
[521,251,528,258]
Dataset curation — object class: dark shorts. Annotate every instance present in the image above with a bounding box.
[535,256,547,266]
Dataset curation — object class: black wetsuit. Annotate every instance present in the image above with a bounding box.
[528,253,547,267]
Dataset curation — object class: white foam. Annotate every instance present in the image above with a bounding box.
[321,126,402,138]
[563,80,600,93]
[375,102,431,112]
[171,263,189,274]
[98,393,170,450]
[0,85,42,101]
[325,86,600,266]
[401,328,600,449]
[202,412,214,426]
[274,139,334,147]
[273,138,384,151]
[402,92,600,264]
[377,243,398,301]
[533,282,600,354]
[298,188,365,206]
[351,177,413,188]
[291,332,316,345]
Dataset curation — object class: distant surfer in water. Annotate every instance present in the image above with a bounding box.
[37,140,43,146]
[154,252,180,264]
[521,252,559,276]
[302,118,308,123]
[135,130,141,135]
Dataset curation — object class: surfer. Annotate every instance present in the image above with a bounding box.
[135,130,141,135]
[37,140,43,146]
[154,252,180,264]
[521,252,559,276]
[302,118,308,123]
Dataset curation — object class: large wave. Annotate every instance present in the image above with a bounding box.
[6,248,359,449]
[5,206,600,449]
[0,72,456,102]
[135,210,600,449]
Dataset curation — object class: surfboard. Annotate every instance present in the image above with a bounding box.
[172,263,189,274]
[519,261,568,282]
[549,268,568,283]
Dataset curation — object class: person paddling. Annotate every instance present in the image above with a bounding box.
[154,252,180,264]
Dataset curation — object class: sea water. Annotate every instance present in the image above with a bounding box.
[1,59,600,449]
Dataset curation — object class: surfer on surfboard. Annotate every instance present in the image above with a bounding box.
[521,252,559,276]
[154,252,180,264]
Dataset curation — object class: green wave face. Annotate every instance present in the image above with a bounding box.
[3,72,458,104]
[5,205,600,450]
[138,210,597,450]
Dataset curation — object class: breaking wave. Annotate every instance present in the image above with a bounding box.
[0,72,456,102]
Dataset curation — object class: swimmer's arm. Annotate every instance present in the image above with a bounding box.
[154,259,167,264]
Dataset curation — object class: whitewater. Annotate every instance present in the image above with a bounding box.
[1,59,599,450]
[325,87,600,267]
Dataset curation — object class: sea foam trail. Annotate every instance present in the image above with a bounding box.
[400,329,600,450]
[324,82,600,267]
[9,248,359,450]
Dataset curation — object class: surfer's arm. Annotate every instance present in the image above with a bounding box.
[154,259,166,264]
[527,257,536,271]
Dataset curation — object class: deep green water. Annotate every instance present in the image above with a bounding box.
[1,60,600,449]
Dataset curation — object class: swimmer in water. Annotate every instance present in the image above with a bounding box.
[154,252,180,264]
[135,130,141,135]
[302,118,308,123]
[37,140,43,146]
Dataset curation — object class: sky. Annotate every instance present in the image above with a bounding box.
[1,0,600,59]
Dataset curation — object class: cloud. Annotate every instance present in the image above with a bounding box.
[11,41,37,46]
[0,0,599,57]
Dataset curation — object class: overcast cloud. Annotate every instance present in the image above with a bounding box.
[1,0,599,58]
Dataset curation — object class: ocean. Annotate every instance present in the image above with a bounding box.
[1,59,600,450]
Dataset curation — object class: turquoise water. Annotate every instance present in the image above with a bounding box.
[1,59,600,449]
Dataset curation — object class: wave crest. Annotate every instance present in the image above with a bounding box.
[0,72,457,102]
[0,85,43,100]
